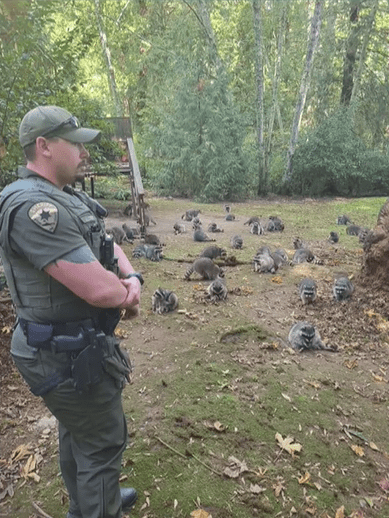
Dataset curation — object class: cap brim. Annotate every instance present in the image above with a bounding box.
[59,127,101,144]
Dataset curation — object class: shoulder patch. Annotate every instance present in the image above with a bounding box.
[28,202,59,233]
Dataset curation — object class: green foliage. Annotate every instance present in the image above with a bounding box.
[0,0,118,186]
[289,107,389,196]
[151,67,250,202]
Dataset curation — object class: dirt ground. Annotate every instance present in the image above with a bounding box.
[1,196,389,517]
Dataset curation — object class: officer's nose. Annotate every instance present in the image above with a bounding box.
[79,143,90,159]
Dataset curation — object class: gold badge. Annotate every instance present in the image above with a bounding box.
[28,202,59,233]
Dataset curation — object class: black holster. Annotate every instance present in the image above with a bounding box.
[71,329,105,393]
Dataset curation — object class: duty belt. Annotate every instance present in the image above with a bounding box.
[18,317,99,353]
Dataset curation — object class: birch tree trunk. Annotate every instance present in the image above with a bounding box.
[266,3,287,168]
[93,0,123,117]
[253,0,266,195]
[350,0,378,104]
[283,0,322,185]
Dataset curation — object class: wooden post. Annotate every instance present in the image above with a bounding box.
[126,138,146,236]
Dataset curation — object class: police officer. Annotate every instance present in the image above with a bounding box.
[0,106,142,518]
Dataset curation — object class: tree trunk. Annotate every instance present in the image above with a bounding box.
[193,0,223,70]
[340,1,362,105]
[283,0,322,185]
[93,0,123,117]
[253,0,266,195]
[266,3,287,170]
[350,0,378,104]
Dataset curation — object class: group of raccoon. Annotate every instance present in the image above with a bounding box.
[331,214,371,245]
[116,205,365,351]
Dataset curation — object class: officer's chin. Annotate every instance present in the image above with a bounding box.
[75,164,87,181]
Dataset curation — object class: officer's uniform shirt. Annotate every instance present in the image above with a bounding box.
[0,167,106,359]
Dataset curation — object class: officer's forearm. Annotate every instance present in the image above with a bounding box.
[45,260,131,308]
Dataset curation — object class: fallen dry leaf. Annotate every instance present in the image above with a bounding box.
[335,505,345,518]
[223,456,248,478]
[370,370,387,383]
[298,472,311,485]
[351,444,365,457]
[203,420,227,432]
[273,480,285,497]
[379,478,389,491]
[9,443,32,464]
[275,432,302,456]
[271,276,283,284]
[190,510,212,518]
[344,359,358,369]
[249,484,266,494]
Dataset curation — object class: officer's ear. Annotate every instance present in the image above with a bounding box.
[35,136,52,157]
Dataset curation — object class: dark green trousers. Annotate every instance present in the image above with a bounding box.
[12,349,127,518]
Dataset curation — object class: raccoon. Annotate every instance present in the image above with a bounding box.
[132,244,163,262]
[288,322,335,351]
[267,216,284,232]
[182,209,201,221]
[292,248,315,264]
[122,223,139,242]
[337,215,353,225]
[173,222,186,234]
[244,216,261,226]
[123,203,133,217]
[293,237,307,250]
[333,276,354,301]
[328,231,339,244]
[106,226,128,245]
[152,288,178,314]
[192,216,202,229]
[193,227,216,242]
[273,248,288,265]
[230,235,243,249]
[299,278,317,304]
[225,214,236,221]
[346,224,362,236]
[250,221,264,235]
[143,234,164,246]
[208,222,224,233]
[270,251,284,270]
[184,257,223,281]
[207,277,228,302]
[358,227,370,245]
[199,246,227,260]
[253,250,276,273]
[257,245,272,255]
[137,213,157,226]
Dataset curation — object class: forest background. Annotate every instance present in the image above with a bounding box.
[1,0,389,201]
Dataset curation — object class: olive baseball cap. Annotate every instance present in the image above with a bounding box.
[19,105,101,148]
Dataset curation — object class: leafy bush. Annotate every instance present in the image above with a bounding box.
[151,68,251,202]
[290,108,389,196]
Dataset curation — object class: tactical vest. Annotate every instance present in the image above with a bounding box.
[0,174,107,323]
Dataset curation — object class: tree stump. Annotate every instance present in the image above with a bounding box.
[360,198,389,290]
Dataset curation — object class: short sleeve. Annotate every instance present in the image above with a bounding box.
[10,199,89,270]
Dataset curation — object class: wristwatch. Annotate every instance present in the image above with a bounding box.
[124,272,144,285]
